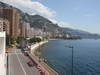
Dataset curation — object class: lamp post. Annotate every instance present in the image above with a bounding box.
[65,45,74,75]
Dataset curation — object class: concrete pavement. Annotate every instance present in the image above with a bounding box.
[8,48,41,75]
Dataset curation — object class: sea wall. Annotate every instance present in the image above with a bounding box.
[30,41,48,54]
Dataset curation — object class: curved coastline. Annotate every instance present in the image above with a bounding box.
[29,41,59,75]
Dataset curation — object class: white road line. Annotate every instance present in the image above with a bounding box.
[9,54,10,75]
[9,53,22,55]
[21,54,33,74]
[15,49,27,75]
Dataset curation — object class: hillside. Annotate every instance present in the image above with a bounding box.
[61,28,100,39]
[23,14,59,31]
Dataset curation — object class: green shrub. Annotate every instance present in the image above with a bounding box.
[6,35,16,46]
[28,37,42,43]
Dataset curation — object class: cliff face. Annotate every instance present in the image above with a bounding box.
[0,1,100,39]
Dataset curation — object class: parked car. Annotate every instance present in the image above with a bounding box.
[27,61,34,67]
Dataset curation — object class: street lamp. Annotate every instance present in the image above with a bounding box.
[65,45,74,75]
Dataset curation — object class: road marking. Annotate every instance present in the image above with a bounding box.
[9,53,22,55]
[9,54,10,75]
[15,49,27,75]
[21,53,34,75]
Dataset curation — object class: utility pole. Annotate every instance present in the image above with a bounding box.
[71,46,74,75]
[65,45,74,75]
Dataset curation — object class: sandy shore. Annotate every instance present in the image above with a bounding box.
[29,41,59,75]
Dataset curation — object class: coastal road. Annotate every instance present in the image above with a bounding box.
[8,48,41,75]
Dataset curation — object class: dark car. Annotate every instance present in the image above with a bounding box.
[24,52,29,56]
[27,61,34,67]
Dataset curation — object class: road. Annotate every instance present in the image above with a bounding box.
[8,48,41,75]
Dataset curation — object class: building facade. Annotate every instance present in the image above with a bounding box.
[20,21,26,38]
[25,23,31,38]
[0,8,21,37]
[0,18,10,35]
[0,32,6,75]
[0,18,3,32]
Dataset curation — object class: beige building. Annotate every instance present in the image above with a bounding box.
[20,21,26,38]
[0,8,21,37]
[25,23,31,37]
[20,22,35,38]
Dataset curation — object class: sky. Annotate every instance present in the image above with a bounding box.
[0,0,100,34]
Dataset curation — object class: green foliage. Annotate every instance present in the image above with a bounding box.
[28,37,42,43]
[6,35,10,46]
[10,37,16,44]
[6,35,16,46]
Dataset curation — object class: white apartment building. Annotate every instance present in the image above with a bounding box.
[0,32,6,75]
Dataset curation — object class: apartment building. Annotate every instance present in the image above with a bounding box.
[0,32,6,75]
[0,18,10,35]
[0,8,21,37]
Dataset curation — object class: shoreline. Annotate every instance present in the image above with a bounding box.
[29,41,59,75]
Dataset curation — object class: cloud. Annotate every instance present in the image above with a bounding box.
[0,0,56,17]
[48,18,58,24]
[58,21,71,27]
[36,0,45,2]
[48,18,71,27]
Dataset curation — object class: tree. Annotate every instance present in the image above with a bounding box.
[28,37,42,43]
[6,35,16,47]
